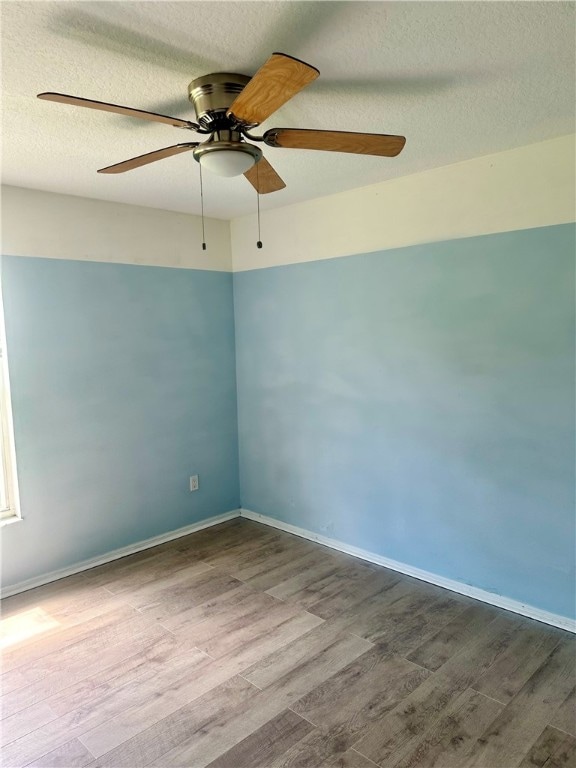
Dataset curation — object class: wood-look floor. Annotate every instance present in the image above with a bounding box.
[1,518,574,768]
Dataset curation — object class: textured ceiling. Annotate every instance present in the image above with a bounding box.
[2,1,574,220]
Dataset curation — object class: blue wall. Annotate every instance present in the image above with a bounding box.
[234,224,576,619]
[1,256,239,587]
[2,225,574,620]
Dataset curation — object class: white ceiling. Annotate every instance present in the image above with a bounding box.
[2,1,574,220]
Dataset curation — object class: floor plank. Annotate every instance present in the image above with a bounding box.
[471,622,562,703]
[273,652,431,766]
[89,677,257,767]
[76,652,233,758]
[1,648,210,767]
[549,686,576,738]
[120,558,215,604]
[89,551,202,595]
[292,650,430,735]
[242,621,372,690]
[352,613,523,766]
[240,548,340,593]
[25,738,94,768]
[269,561,378,612]
[308,569,400,621]
[1,604,137,675]
[205,708,315,768]
[406,602,499,671]
[466,637,576,767]
[266,558,358,606]
[158,580,260,635]
[211,610,325,678]
[46,632,202,717]
[164,590,304,659]
[146,631,374,767]
[0,702,57,747]
[323,749,381,767]
[518,724,576,768]
[229,537,317,583]
[386,687,503,768]
[128,568,243,622]
[2,571,115,620]
[1,622,168,717]
[332,580,466,656]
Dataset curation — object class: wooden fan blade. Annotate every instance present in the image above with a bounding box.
[244,156,286,194]
[97,143,198,174]
[228,53,319,127]
[37,93,198,130]
[264,128,406,157]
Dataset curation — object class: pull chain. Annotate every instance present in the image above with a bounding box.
[256,161,262,249]
[199,162,207,251]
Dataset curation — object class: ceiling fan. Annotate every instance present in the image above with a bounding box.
[38,52,406,194]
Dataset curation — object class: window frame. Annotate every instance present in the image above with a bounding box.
[0,291,21,524]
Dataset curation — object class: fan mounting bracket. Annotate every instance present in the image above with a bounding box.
[261,129,279,146]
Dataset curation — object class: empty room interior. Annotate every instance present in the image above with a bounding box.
[0,2,575,767]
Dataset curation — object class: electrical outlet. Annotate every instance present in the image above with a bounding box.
[189,475,199,492]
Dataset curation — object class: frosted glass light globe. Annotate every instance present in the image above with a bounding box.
[200,150,256,177]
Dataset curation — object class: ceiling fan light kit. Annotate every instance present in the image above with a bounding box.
[38,51,406,191]
[192,129,262,177]
[198,147,259,177]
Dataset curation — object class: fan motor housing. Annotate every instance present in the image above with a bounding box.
[188,73,251,129]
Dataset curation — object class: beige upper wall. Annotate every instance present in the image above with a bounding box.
[3,135,574,274]
[231,134,576,272]
[1,187,232,271]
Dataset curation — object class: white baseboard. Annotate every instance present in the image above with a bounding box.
[4,505,574,634]
[240,508,576,634]
[0,509,241,599]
